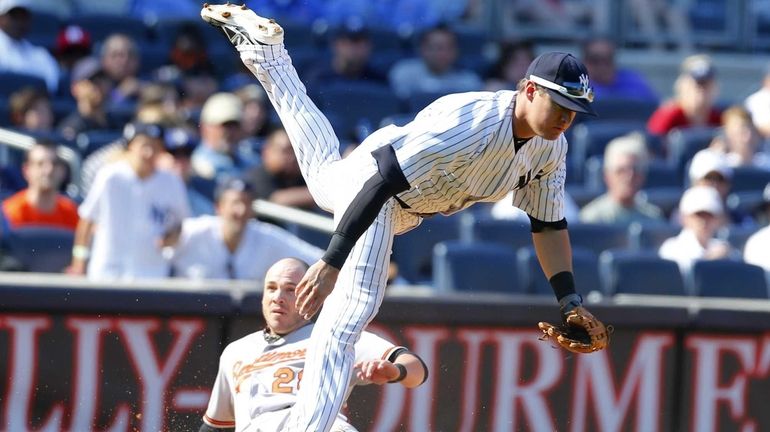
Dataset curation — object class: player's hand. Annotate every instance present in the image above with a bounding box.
[295,260,339,320]
[65,259,87,276]
[354,360,399,385]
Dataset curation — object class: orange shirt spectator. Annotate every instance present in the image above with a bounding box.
[1,141,79,230]
[3,190,78,230]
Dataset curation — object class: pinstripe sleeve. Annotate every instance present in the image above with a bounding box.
[511,137,568,222]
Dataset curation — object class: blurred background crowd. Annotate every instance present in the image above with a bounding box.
[1,0,770,299]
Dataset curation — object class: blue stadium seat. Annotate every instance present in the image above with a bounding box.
[692,260,768,299]
[379,113,417,128]
[392,214,463,283]
[716,226,758,253]
[575,97,658,124]
[27,11,61,49]
[731,167,770,193]
[460,215,532,252]
[517,246,600,295]
[316,82,402,140]
[0,98,10,126]
[599,250,686,296]
[726,191,766,217]
[3,227,75,273]
[583,158,682,191]
[75,130,123,158]
[568,223,630,254]
[287,224,331,250]
[636,187,684,218]
[433,240,520,293]
[0,72,47,98]
[568,120,648,178]
[666,126,720,173]
[71,14,150,44]
[406,91,451,112]
[628,222,681,251]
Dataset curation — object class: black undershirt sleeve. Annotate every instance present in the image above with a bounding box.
[321,145,410,269]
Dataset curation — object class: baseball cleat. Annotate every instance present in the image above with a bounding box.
[200,3,283,46]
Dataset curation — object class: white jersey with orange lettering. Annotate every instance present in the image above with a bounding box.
[202,324,403,431]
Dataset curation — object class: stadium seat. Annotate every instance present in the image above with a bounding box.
[726,191,766,217]
[691,260,768,299]
[716,226,758,253]
[75,130,123,158]
[568,120,647,178]
[379,113,418,128]
[517,246,600,295]
[71,14,150,44]
[575,97,659,124]
[0,72,47,98]
[392,214,463,283]
[406,91,451,113]
[433,241,520,293]
[567,223,630,254]
[636,187,684,218]
[666,126,720,173]
[460,215,532,252]
[3,227,75,273]
[288,224,331,250]
[316,82,402,140]
[27,11,61,49]
[645,161,683,188]
[628,222,681,251]
[599,250,686,296]
[731,167,770,193]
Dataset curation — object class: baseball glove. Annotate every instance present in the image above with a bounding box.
[538,306,609,354]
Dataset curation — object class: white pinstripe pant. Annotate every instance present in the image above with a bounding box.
[239,44,396,432]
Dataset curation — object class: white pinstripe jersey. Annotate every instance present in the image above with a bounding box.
[366,90,568,223]
[203,324,402,431]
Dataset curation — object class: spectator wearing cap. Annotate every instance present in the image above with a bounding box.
[744,184,770,270]
[9,86,53,133]
[68,123,190,280]
[388,24,483,99]
[247,126,316,210]
[55,25,92,74]
[100,33,144,106]
[744,64,770,139]
[192,92,256,181]
[580,36,658,102]
[707,106,770,171]
[156,127,215,217]
[169,178,321,281]
[56,58,119,140]
[688,149,753,226]
[2,141,78,230]
[304,20,387,90]
[659,185,734,273]
[579,132,664,225]
[648,54,722,137]
[0,0,60,93]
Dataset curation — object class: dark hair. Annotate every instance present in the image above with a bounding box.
[419,23,455,45]
[9,87,49,126]
[488,39,535,80]
[214,177,255,203]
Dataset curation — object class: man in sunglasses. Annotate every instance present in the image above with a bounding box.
[202,5,609,431]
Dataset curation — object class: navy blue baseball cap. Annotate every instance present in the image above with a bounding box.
[122,122,164,144]
[164,127,198,154]
[526,52,597,116]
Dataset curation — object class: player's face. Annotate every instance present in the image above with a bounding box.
[217,189,254,227]
[527,85,576,140]
[262,263,308,334]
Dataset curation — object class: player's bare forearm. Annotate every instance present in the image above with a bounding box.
[354,353,427,388]
[531,228,572,279]
[68,219,95,275]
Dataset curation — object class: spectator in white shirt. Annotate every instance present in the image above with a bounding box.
[745,64,770,139]
[171,178,322,281]
[0,0,60,93]
[659,185,734,273]
[69,123,190,280]
[744,183,770,271]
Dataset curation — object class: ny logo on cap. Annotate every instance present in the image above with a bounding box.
[579,74,590,93]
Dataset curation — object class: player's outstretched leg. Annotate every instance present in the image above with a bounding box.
[201,3,339,211]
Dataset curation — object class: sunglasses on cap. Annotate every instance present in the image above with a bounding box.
[529,74,595,102]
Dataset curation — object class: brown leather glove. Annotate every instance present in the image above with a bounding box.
[538,306,609,354]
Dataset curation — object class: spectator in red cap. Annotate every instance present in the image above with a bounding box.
[55,25,92,74]
[0,0,61,93]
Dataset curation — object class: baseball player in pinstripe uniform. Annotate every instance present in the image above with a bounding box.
[201,4,609,431]
[200,258,428,432]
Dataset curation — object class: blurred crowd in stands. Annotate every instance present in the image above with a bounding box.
[0,0,769,298]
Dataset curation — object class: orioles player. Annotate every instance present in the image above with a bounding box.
[201,4,609,431]
[200,257,428,432]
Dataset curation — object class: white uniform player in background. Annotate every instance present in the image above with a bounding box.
[201,4,608,431]
[70,122,190,280]
[200,258,428,432]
